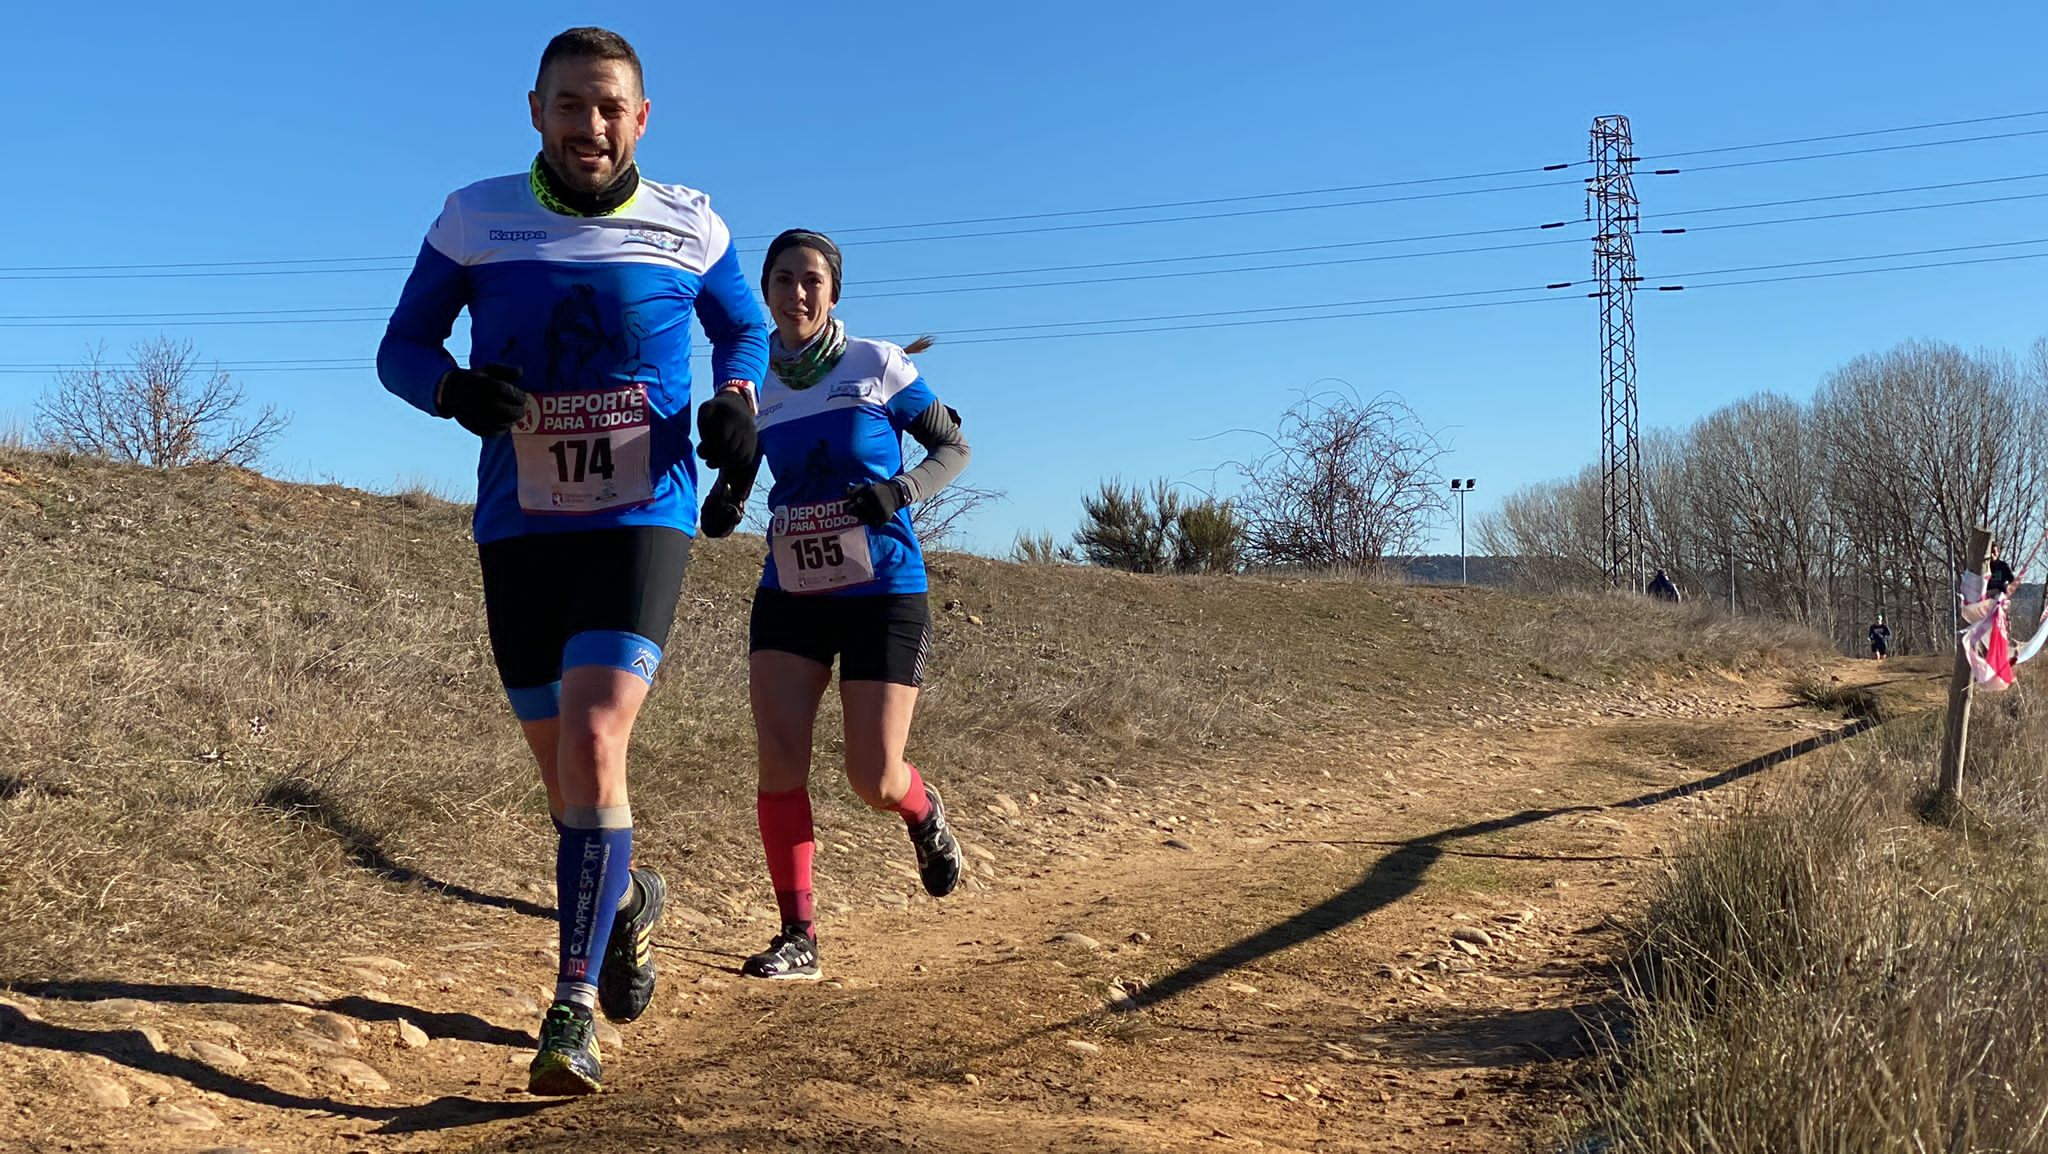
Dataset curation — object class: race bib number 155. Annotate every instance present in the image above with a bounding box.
[511,385,655,514]
[771,501,876,593]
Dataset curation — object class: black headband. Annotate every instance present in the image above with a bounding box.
[762,229,843,301]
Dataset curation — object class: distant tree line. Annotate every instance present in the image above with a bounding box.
[1478,337,2048,654]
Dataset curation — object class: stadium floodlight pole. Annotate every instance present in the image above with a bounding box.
[1450,478,1477,584]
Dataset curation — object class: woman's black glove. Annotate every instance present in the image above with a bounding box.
[844,478,910,527]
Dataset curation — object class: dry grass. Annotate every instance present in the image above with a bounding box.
[1409,586,1832,686]
[0,448,1810,984]
[1585,687,2048,1152]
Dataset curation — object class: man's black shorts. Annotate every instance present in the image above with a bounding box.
[749,586,931,687]
[477,526,691,698]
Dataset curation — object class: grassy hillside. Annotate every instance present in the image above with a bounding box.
[0,448,1824,983]
[1583,687,2048,1153]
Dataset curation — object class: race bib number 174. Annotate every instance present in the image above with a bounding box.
[511,385,655,514]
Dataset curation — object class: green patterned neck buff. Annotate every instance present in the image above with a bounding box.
[529,154,639,217]
[770,318,847,390]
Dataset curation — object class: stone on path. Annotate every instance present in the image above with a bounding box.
[305,1012,360,1047]
[396,1019,429,1049]
[189,1040,248,1071]
[319,1057,390,1092]
[76,1072,130,1109]
[159,1102,222,1131]
[1064,1039,1101,1056]
[1050,932,1102,951]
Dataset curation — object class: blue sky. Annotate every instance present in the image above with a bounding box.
[3,1,2045,554]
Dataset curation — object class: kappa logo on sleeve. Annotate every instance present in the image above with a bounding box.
[488,229,548,242]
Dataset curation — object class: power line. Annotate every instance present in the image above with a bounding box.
[14,177,2048,328]
[1653,249,2048,292]
[9,238,2044,373]
[0,263,415,283]
[4,216,1579,317]
[819,168,1574,236]
[0,296,1585,372]
[1641,109,2048,160]
[936,238,2048,337]
[1670,189,2048,235]
[1647,236,2048,281]
[853,235,1585,300]
[11,162,2039,296]
[8,109,2046,277]
[1652,170,2048,221]
[925,282,1559,338]
[1662,128,2048,176]
[2,312,391,329]
[0,232,1589,327]
[0,255,405,274]
[0,178,1591,282]
[936,294,1577,346]
[861,221,1573,285]
[14,193,2048,331]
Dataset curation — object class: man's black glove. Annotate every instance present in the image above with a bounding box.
[845,478,910,528]
[696,389,757,470]
[436,363,528,438]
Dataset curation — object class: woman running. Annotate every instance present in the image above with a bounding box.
[717,228,969,981]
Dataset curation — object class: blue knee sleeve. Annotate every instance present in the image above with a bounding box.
[563,630,664,687]
[506,681,562,722]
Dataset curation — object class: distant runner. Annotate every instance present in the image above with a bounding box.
[1869,615,1891,661]
[713,229,969,981]
[1646,568,1681,603]
[375,27,768,1095]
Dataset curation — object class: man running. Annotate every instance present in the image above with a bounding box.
[376,26,768,1096]
[1869,614,1891,661]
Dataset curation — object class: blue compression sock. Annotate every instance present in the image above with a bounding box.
[553,805,634,1009]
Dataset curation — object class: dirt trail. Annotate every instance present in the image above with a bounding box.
[0,659,1942,1154]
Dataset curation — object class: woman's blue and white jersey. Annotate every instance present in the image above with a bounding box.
[377,172,768,545]
[758,337,937,596]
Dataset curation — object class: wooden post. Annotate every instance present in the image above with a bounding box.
[1936,527,1993,802]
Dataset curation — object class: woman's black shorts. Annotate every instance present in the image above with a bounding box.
[749,586,931,687]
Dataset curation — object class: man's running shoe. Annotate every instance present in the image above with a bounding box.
[527,1003,603,1096]
[740,923,822,981]
[907,784,963,898]
[598,867,666,1023]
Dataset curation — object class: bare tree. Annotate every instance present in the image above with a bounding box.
[1232,390,1448,570]
[36,337,287,468]
[1491,335,2048,655]
[1477,464,1603,590]
[1815,339,2048,651]
[910,479,1005,552]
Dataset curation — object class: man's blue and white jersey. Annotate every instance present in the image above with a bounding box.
[377,172,768,545]
[757,337,937,596]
